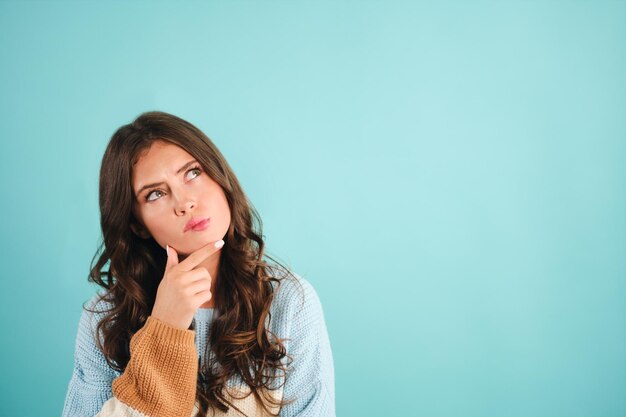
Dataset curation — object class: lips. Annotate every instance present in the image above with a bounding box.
[184,217,210,232]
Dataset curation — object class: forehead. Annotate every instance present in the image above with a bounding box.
[132,140,194,182]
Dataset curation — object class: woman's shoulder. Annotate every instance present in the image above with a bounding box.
[266,264,325,320]
[77,291,115,334]
[84,290,115,314]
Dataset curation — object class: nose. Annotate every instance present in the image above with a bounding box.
[174,193,196,215]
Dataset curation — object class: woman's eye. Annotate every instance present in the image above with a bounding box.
[146,190,164,202]
[144,167,202,202]
[186,167,202,180]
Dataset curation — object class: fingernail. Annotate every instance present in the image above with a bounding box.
[214,240,224,248]
[166,244,170,255]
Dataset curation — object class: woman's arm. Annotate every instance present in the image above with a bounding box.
[278,277,336,417]
[97,316,198,417]
[62,303,198,417]
[62,304,118,416]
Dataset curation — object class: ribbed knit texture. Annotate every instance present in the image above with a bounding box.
[62,272,335,417]
[111,316,198,417]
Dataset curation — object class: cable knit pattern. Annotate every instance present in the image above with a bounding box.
[62,272,335,417]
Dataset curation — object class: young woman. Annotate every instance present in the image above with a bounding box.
[61,111,335,417]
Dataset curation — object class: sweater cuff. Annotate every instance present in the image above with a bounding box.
[140,316,196,346]
[111,316,198,417]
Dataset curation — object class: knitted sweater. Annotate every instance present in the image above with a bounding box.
[61,272,335,417]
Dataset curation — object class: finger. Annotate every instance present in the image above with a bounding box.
[180,268,211,285]
[187,277,211,295]
[165,245,179,271]
[192,289,213,305]
[177,239,225,272]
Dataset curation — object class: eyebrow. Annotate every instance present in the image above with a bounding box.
[135,159,198,198]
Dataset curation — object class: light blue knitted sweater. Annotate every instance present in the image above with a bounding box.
[61,272,335,417]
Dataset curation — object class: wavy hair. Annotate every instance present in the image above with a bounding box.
[86,111,301,416]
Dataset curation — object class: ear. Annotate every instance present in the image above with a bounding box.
[130,221,151,239]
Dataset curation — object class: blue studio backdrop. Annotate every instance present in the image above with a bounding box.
[0,1,624,416]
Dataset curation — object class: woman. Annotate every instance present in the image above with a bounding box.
[61,111,335,417]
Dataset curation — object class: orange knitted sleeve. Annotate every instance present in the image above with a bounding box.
[95,316,198,417]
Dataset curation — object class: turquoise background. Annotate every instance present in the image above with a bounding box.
[0,1,624,416]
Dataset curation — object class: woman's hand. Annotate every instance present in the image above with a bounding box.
[151,239,224,330]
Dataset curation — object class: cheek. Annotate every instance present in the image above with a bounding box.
[218,210,231,235]
[215,195,231,229]
[141,208,172,236]
[200,197,230,238]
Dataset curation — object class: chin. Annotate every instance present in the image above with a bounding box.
[179,234,214,252]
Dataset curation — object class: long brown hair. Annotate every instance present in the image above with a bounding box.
[86,110,300,416]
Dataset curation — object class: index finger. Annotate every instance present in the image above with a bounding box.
[177,239,224,272]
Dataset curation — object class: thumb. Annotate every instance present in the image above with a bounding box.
[165,244,179,270]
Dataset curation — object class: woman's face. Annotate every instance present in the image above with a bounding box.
[130,140,231,256]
